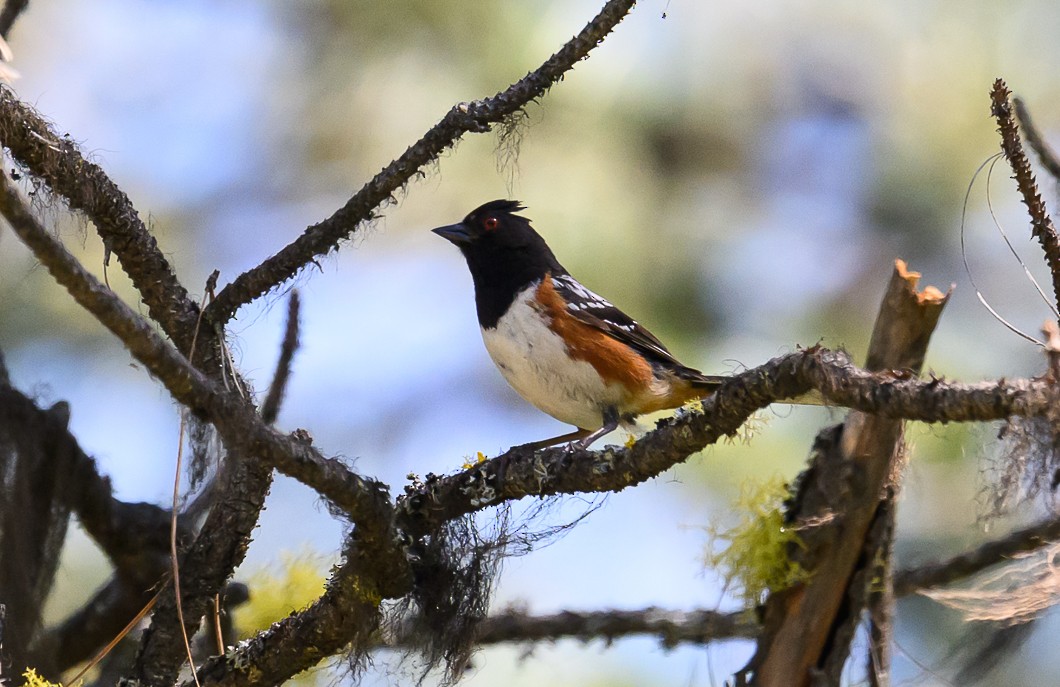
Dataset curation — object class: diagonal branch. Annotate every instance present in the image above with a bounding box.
[204,0,638,324]
[893,514,1060,596]
[189,535,387,687]
[0,87,202,350]
[1014,96,1060,183]
[397,349,1057,536]
[991,79,1060,312]
[0,170,389,521]
[261,291,300,425]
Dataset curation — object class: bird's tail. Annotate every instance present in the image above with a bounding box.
[678,367,825,406]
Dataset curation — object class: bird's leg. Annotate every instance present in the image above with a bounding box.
[516,428,592,451]
[516,407,621,452]
[574,406,620,449]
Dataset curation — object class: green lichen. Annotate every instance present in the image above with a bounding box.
[706,476,808,606]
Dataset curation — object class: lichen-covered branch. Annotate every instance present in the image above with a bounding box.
[397,349,1058,536]
[0,171,389,519]
[204,0,638,324]
[130,449,272,686]
[0,87,202,350]
[991,79,1060,312]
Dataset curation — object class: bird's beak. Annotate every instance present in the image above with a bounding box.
[431,223,472,245]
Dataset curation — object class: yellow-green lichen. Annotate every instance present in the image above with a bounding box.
[233,552,327,639]
[705,476,808,606]
[23,668,73,687]
[461,451,488,470]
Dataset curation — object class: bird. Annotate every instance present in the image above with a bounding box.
[433,199,728,450]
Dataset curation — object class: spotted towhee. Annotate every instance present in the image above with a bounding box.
[434,199,726,449]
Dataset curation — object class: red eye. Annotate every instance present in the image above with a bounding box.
[483,216,499,231]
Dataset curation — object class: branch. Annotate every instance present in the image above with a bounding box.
[0,171,391,521]
[0,87,203,349]
[260,291,300,425]
[745,261,947,687]
[1014,96,1060,183]
[991,79,1060,311]
[475,607,757,648]
[204,0,638,324]
[0,169,408,679]
[397,354,1058,536]
[893,514,1060,596]
[0,386,180,568]
[131,453,272,686]
[406,516,1060,652]
[33,577,159,675]
[188,537,387,687]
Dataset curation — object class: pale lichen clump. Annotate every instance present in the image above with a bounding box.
[706,477,808,607]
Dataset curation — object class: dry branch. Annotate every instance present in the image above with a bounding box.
[204,0,639,324]
[361,527,1060,653]
[131,453,272,686]
[744,261,948,687]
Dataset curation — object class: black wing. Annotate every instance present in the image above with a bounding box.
[551,274,692,370]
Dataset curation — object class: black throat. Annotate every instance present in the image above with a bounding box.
[461,241,566,329]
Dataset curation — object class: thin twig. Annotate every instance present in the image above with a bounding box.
[204,0,639,324]
[261,291,301,425]
[1014,96,1060,182]
[65,590,162,687]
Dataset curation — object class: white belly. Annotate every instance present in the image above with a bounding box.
[480,286,626,430]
